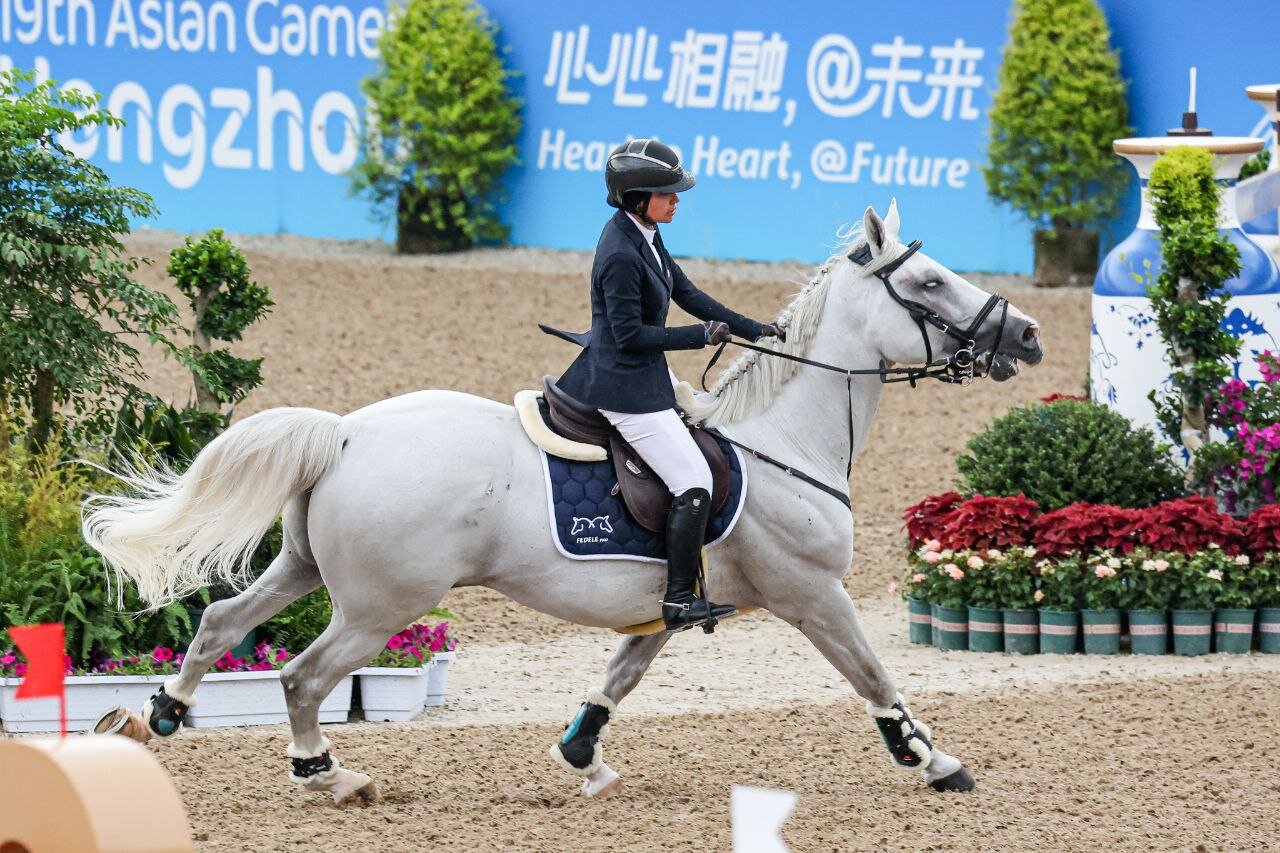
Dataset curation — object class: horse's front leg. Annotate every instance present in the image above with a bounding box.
[549,631,670,798]
[768,579,975,792]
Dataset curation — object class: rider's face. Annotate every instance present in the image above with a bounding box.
[646,192,679,224]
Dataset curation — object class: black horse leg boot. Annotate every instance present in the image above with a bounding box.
[662,488,736,631]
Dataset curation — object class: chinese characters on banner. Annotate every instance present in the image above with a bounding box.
[544,27,983,121]
[538,26,987,194]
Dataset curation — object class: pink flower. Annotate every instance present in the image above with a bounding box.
[410,647,424,660]
[275,649,289,662]
[1094,565,1116,579]
[0,653,14,666]
[923,551,942,564]
[387,634,406,651]
[13,663,26,676]
[428,635,446,653]
[924,539,942,552]
[887,581,900,597]
[944,564,964,581]
[911,573,927,584]
[152,646,175,662]
[1034,589,1044,603]
[966,555,985,569]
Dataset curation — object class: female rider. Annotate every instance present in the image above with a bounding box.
[554,138,784,631]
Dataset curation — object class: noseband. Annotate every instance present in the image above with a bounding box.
[848,239,1009,384]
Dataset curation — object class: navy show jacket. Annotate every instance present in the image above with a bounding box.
[555,210,764,414]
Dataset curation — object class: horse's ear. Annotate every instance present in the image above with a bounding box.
[884,198,900,239]
[863,206,888,257]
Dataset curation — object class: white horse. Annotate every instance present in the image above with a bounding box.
[83,203,1042,804]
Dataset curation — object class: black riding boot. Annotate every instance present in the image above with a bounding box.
[662,488,736,631]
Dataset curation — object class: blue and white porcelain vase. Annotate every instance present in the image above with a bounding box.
[1091,135,1280,450]
[1242,85,1279,239]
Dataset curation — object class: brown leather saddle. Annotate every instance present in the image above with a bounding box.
[540,376,730,533]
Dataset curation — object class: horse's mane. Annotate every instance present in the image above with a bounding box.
[681,224,902,427]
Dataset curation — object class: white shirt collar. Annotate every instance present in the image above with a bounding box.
[625,212,657,246]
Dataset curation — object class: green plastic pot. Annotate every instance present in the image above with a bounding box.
[967,606,1003,653]
[1001,608,1038,655]
[1171,609,1213,656]
[1259,607,1280,654]
[1038,610,1078,654]
[1126,610,1168,655]
[907,598,932,645]
[932,604,968,651]
[1213,608,1254,654]
[1082,609,1121,655]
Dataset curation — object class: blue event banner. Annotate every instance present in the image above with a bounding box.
[1,0,1277,272]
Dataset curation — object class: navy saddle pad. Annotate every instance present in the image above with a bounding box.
[538,434,747,562]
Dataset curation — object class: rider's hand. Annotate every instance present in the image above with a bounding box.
[758,323,786,343]
[704,321,732,345]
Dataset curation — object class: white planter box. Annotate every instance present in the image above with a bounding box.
[355,666,429,721]
[1,674,165,733]
[186,670,352,728]
[425,651,456,708]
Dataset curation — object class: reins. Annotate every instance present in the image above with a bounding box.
[692,237,1010,513]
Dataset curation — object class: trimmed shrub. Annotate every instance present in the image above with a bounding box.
[956,399,1184,510]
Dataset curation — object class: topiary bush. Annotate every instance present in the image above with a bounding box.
[352,0,522,253]
[956,399,1184,510]
[983,0,1132,285]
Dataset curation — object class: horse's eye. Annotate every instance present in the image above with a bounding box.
[922,279,942,290]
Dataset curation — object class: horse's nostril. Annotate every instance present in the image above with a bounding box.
[1023,323,1041,343]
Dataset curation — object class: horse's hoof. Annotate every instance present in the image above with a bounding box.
[335,779,381,808]
[928,766,975,792]
[581,762,622,799]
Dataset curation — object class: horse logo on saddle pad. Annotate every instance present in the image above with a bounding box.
[515,378,747,562]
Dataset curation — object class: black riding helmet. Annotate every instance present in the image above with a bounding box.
[605,139,695,215]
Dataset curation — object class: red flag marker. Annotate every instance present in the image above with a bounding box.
[10,622,68,735]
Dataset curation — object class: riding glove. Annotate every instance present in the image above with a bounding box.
[704,321,732,345]
[758,323,786,343]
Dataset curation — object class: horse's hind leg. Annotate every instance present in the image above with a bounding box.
[550,631,671,798]
[769,579,974,792]
[279,594,436,806]
[142,540,321,736]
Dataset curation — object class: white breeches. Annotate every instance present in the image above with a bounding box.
[598,407,712,497]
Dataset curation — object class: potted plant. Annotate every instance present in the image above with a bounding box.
[992,547,1039,654]
[423,621,458,708]
[1254,553,1280,654]
[964,550,1005,653]
[1243,504,1280,652]
[901,544,941,646]
[1124,549,1174,656]
[185,643,352,728]
[351,0,521,254]
[1036,555,1082,654]
[1214,553,1256,654]
[1080,552,1124,654]
[983,0,1133,286]
[357,625,438,721]
[930,555,970,651]
[0,648,173,733]
[1171,550,1224,656]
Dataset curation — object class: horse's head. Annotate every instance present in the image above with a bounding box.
[843,202,1043,382]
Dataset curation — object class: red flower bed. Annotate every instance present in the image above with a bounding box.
[1032,502,1140,556]
[901,491,963,547]
[1243,503,1280,557]
[1132,496,1244,554]
[1039,393,1089,404]
[934,493,1040,551]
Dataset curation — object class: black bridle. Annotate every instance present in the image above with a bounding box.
[849,238,1010,385]
[694,238,1012,511]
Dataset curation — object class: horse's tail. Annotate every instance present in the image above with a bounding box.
[82,407,345,610]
